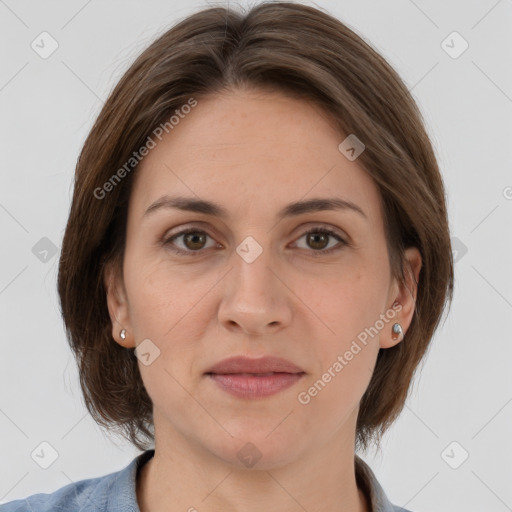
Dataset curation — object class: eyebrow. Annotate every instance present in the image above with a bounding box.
[143,195,367,221]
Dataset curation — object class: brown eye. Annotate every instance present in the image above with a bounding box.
[164,229,215,255]
[295,227,347,256]
[164,226,346,257]
[306,232,329,250]
[182,231,207,250]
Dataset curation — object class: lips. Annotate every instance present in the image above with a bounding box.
[205,355,304,375]
[205,356,305,399]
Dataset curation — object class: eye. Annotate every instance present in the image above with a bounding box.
[293,227,347,256]
[163,226,347,257]
[163,228,218,255]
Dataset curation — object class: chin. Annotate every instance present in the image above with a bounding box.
[204,424,303,471]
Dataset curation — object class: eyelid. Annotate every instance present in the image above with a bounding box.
[162,222,349,256]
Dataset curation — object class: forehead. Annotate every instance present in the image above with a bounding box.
[129,90,383,225]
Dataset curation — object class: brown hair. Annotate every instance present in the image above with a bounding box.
[57,1,454,453]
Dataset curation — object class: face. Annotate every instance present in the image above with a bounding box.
[105,87,421,469]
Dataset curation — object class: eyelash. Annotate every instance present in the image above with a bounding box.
[162,226,347,257]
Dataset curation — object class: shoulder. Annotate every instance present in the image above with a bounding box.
[0,472,115,512]
[354,454,417,512]
[0,450,154,512]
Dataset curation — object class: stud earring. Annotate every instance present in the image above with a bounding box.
[391,323,403,342]
[120,329,127,340]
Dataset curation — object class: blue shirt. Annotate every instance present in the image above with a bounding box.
[0,449,413,511]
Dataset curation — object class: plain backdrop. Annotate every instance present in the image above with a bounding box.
[0,1,511,511]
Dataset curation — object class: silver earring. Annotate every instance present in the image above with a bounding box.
[391,323,403,341]
[120,329,127,340]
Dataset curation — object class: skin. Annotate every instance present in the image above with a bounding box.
[104,87,421,512]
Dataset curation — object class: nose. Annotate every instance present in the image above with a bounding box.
[217,247,293,337]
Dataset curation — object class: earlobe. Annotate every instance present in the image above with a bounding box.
[380,301,404,349]
[103,261,135,348]
[380,247,422,349]
[390,320,404,343]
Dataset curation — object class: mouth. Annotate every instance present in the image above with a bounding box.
[207,372,283,376]
[205,356,305,399]
[205,355,305,375]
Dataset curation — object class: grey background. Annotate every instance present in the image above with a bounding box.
[0,1,511,511]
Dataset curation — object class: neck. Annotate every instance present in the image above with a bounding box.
[137,415,369,512]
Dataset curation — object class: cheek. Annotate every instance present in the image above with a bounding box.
[124,253,200,333]
[123,258,219,383]
[306,262,385,335]
[296,325,380,422]
[300,264,386,385]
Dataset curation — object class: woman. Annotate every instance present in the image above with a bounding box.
[2,2,453,511]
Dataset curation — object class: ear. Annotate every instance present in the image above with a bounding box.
[380,246,422,349]
[103,260,135,349]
